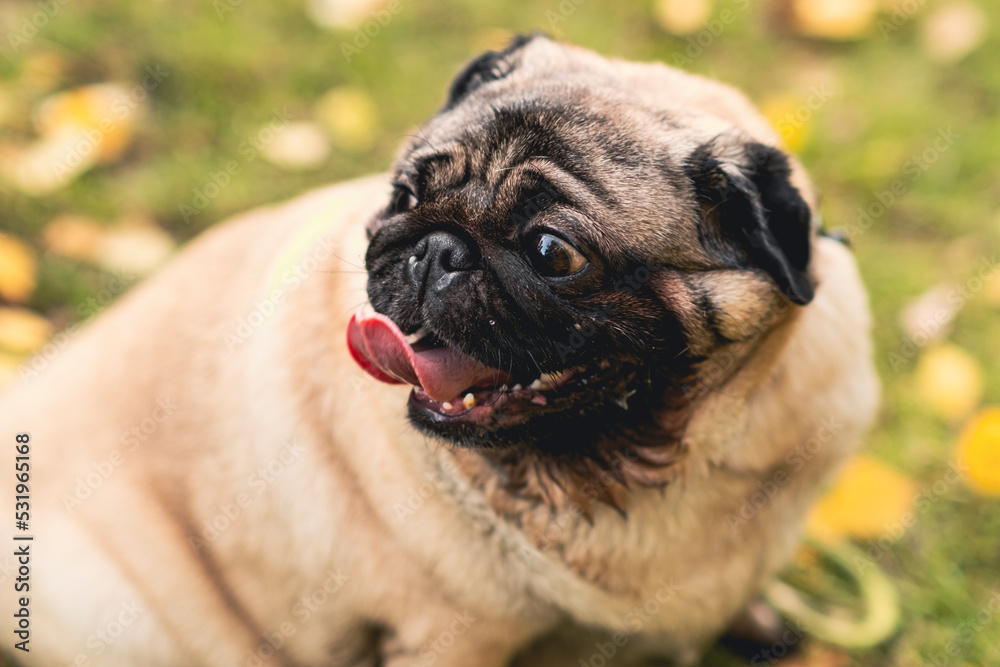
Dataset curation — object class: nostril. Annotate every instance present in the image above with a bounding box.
[412,237,429,261]
[424,231,475,274]
[438,245,473,273]
[407,231,476,297]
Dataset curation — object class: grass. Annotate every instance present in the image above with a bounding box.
[1,0,999,664]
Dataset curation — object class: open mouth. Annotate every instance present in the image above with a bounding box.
[346,306,600,427]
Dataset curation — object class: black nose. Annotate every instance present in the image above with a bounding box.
[407,231,475,295]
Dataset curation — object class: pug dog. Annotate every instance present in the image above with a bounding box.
[1,35,878,667]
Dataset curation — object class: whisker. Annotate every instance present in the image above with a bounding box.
[330,252,367,272]
[313,270,367,274]
[525,350,544,377]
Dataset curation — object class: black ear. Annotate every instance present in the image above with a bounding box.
[444,33,545,110]
[686,140,815,305]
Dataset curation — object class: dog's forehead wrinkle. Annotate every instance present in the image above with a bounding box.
[480,136,537,190]
[420,92,697,222]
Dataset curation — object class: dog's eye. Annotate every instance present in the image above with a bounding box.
[389,184,418,213]
[526,233,588,278]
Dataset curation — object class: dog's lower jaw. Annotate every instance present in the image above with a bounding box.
[398,354,711,520]
[426,304,785,536]
[437,387,695,520]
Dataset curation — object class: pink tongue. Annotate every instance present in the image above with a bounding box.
[346,311,510,403]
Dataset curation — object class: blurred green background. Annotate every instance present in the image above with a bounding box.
[1,0,998,665]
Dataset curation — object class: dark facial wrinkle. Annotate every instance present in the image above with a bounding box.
[411,154,455,200]
[479,104,617,207]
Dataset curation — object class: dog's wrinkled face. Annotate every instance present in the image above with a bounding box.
[350,35,815,458]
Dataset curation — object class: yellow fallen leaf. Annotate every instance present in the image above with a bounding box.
[37,83,140,163]
[900,282,958,346]
[792,0,878,40]
[0,129,95,195]
[3,83,142,195]
[808,454,917,540]
[0,308,51,355]
[96,222,174,276]
[655,0,713,35]
[315,86,379,152]
[260,121,331,172]
[305,0,385,30]
[920,2,987,64]
[954,408,1000,496]
[42,215,105,261]
[760,94,811,153]
[0,235,38,303]
[914,343,983,421]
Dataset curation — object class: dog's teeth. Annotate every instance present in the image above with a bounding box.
[512,384,522,391]
[463,393,476,409]
[534,370,573,390]
[554,370,575,384]
[404,326,430,345]
[360,303,376,317]
[442,402,453,411]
